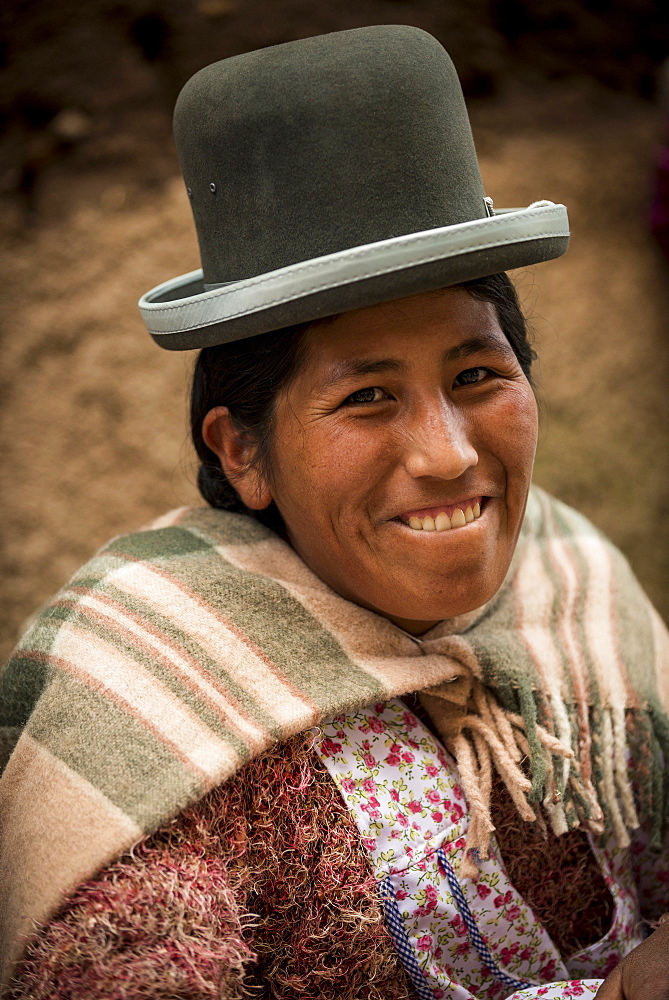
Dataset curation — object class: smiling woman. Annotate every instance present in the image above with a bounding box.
[2,24,669,1000]
[200,281,538,632]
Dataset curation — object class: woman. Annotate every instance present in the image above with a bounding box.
[1,24,668,1000]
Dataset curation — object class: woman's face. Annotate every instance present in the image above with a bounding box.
[249,289,537,633]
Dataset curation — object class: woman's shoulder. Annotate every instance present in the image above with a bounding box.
[527,485,617,547]
[7,505,274,657]
[96,503,273,566]
[524,485,656,595]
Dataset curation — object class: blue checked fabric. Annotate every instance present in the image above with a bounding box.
[437,849,530,992]
[380,876,441,1000]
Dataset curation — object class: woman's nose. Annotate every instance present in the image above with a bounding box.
[401,402,478,481]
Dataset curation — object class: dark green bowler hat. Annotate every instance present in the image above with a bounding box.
[139,24,569,350]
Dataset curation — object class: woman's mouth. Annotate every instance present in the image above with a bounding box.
[398,496,484,532]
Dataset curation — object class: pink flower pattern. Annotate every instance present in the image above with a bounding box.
[315,698,650,1000]
[506,984,601,1000]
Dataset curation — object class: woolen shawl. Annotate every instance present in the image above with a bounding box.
[1,485,668,988]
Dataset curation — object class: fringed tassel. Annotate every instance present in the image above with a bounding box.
[574,706,637,845]
[651,700,669,848]
[420,680,662,873]
[453,732,495,879]
[574,699,602,822]
[612,707,639,832]
[512,725,568,837]
[566,770,605,834]
[600,708,630,848]
[650,727,665,850]
[547,692,573,804]
[623,703,669,849]
[514,680,546,804]
[425,684,574,878]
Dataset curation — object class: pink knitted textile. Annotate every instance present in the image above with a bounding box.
[8,734,414,1000]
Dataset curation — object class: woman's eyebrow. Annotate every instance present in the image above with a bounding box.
[442,332,514,363]
[316,358,406,392]
[316,332,514,393]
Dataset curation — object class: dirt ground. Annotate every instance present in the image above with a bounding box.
[1,3,669,661]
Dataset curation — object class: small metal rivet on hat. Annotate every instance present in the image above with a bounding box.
[484,196,494,217]
[187,187,193,198]
[209,182,217,193]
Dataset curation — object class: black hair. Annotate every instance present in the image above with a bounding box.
[190,272,534,523]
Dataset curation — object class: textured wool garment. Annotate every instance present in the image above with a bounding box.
[7,736,415,1000]
[1,486,668,986]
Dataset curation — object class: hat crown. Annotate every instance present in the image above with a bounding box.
[174,25,486,288]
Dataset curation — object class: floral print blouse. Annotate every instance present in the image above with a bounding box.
[314,698,660,1000]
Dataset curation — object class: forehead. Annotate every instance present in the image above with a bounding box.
[299,288,507,372]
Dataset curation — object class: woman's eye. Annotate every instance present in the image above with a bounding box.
[454,367,489,386]
[343,386,386,405]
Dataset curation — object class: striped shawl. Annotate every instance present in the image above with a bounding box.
[1,485,668,986]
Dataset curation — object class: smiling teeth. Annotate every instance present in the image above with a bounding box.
[451,508,466,528]
[406,503,482,531]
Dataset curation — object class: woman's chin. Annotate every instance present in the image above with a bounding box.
[305,551,512,633]
[349,501,515,624]
[351,572,503,632]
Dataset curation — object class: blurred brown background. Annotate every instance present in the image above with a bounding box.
[1,0,669,661]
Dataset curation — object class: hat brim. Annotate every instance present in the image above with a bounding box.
[139,201,568,351]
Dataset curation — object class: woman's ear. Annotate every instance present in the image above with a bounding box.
[202,407,273,510]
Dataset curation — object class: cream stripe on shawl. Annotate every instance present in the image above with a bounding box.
[110,559,322,732]
[51,626,241,780]
[60,589,270,750]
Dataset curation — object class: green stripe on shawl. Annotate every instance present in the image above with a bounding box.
[26,671,201,827]
[58,583,282,744]
[107,523,384,712]
[104,524,213,560]
[0,657,52,729]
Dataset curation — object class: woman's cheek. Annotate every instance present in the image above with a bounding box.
[485,384,538,473]
[275,422,372,521]
[319,421,391,485]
